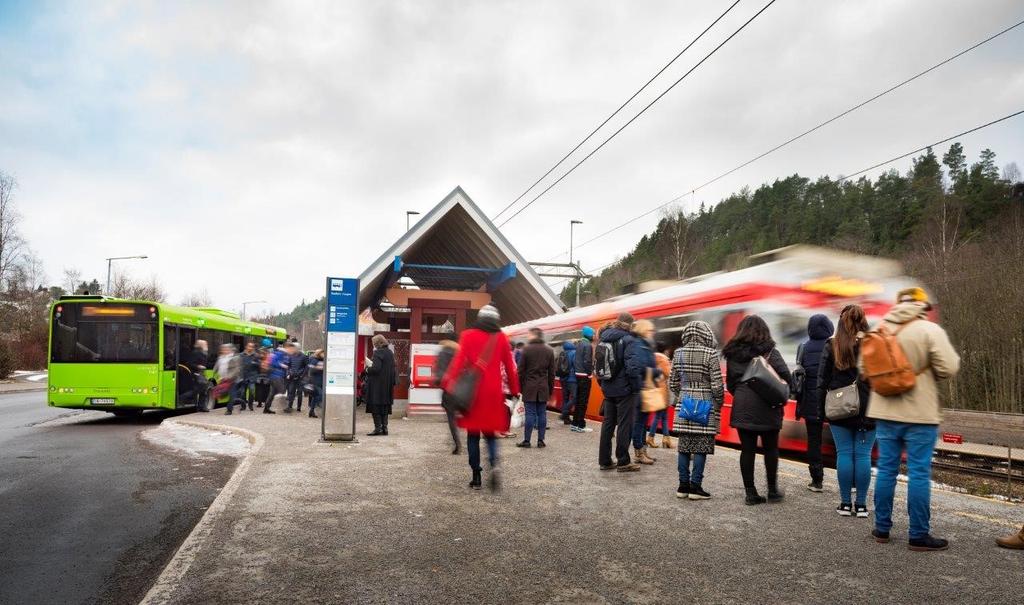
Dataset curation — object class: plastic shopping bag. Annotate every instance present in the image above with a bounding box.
[509,395,526,429]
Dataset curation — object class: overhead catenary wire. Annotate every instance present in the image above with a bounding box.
[548,107,1024,291]
[491,0,744,222]
[497,0,780,228]
[556,18,1024,257]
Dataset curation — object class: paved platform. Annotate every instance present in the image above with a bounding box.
[145,409,1023,604]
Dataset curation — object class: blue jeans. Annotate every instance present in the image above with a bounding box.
[678,452,707,486]
[874,420,938,539]
[830,425,876,506]
[467,431,498,471]
[631,398,646,450]
[648,409,669,436]
[559,380,576,420]
[523,401,548,443]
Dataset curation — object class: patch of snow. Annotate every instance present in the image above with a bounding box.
[26,373,47,382]
[141,422,250,459]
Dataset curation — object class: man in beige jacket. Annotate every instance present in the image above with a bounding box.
[861,287,960,552]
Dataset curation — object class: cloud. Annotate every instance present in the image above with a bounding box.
[1,0,1022,314]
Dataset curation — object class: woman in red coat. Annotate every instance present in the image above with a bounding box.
[442,304,520,491]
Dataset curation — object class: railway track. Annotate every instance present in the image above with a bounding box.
[931,448,1024,483]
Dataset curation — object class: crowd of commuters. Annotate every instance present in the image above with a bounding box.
[430,288,1024,552]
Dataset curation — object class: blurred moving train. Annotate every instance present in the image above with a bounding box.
[504,245,920,455]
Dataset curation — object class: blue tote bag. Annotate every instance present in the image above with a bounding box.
[675,362,712,425]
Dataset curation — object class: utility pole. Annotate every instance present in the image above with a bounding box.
[105,255,148,295]
[241,300,266,320]
[569,220,583,308]
[406,210,421,232]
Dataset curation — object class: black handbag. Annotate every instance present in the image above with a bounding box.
[449,334,499,414]
[740,354,790,408]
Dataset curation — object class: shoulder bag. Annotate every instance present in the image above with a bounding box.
[449,334,499,414]
[740,354,790,408]
[824,382,860,421]
[676,358,712,425]
[640,367,667,412]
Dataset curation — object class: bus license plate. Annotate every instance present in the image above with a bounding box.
[90,398,116,405]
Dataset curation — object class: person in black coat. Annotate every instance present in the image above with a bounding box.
[794,314,834,492]
[724,315,792,505]
[816,304,875,518]
[433,340,461,454]
[364,335,397,436]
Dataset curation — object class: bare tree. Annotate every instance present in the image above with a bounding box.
[62,268,82,294]
[661,205,698,280]
[179,289,212,307]
[0,171,26,289]
[1003,162,1021,184]
[109,271,167,302]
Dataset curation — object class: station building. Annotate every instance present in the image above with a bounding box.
[355,187,564,414]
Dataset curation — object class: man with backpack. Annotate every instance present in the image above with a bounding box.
[286,344,309,412]
[793,314,834,492]
[571,325,595,433]
[596,312,643,472]
[556,340,577,425]
[861,287,960,552]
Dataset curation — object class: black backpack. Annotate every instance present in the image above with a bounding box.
[791,342,806,399]
[556,350,571,378]
[594,338,625,381]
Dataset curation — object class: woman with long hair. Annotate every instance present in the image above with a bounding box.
[723,315,792,505]
[646,342,674,449]
[442,305,520,491]
[816,304,874,517]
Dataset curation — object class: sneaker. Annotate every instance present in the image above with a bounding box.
[676,482,690,499]
[855,504,869,518]
[616,463,641,473]
[872,529,891,544]
[580,427,594,433]
[807,481,823,493]
[688,484,712,500]
[570,426,583,433]
[537,440,546,448]
[599,464,616,471]
[908,535,949,552]
[836,503,853,517]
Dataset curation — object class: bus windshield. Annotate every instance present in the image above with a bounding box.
[51,303,158,363]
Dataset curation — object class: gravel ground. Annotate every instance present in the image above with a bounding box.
[149,410,1024,605]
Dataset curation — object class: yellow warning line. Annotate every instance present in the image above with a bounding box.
[954,511,1020,528]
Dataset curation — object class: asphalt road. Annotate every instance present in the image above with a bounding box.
[0,392,237,605]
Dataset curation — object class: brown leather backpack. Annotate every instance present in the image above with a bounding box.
[860,320,921,396]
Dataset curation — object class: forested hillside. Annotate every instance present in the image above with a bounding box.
[564,143,1023,413]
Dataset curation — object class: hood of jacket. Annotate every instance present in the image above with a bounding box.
[884,301,929,324]
[562,340,576,351]
[600,326,630,344]
[681,321,717,349]
[807,314,835,340]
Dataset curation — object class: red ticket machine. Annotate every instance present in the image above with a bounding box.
[408,343,443,415]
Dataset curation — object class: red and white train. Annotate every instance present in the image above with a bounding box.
[503,245,920,455]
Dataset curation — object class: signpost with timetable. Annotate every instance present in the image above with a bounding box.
[322,277,360,441]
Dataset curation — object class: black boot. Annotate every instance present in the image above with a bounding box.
[469,469,482,490]
[381,416,389,436]
[745,489,766,505]
[489,467,502,493]
[367,413,383,436]
[767,486,785,502]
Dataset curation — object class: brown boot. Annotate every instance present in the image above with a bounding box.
[634,448,655,465]
[661,435,673,448]
[996,525,1024,550]
[645,434,656,448]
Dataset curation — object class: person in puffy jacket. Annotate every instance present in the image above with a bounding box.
[263,343,290,414]
[442,305,520,491]
[816,305,873,518]
[571,326,596,433]
[557,340,577,426]
[239,341,261,411]
[597,313,644,472]
[630,319,661,466]
[724,315,792,505]
[860,287,960,552]
[795,314,834,492]
[286,346,309,412]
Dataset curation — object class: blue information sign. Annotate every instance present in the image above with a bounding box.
[326,277,359,333]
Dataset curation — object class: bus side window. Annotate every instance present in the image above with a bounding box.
[163,326,178,371]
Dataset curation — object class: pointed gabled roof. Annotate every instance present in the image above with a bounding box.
[358,187,565,325]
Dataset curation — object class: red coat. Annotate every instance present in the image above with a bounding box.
[442,327,520,433]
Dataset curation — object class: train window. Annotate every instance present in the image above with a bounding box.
[547,329,582,347]
[765,311,812,364]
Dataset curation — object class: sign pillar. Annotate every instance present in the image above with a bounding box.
[322,276,359,441]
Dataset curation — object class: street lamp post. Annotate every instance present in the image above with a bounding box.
[105,255,148,295]
[406,210,421,232]
[241,300,267,321]
[569,220,583,308]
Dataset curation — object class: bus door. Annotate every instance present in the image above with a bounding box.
[164,326,198,407]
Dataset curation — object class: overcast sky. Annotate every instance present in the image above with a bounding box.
[2,0,1023,315]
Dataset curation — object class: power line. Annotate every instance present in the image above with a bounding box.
[491,0,744,222]
[497,0,779,228]
[563,18,1024,254]
[556,108,1024,286]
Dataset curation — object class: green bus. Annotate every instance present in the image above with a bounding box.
[47,296,287,414]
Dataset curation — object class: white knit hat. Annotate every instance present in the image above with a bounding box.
[478,304,500,322]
